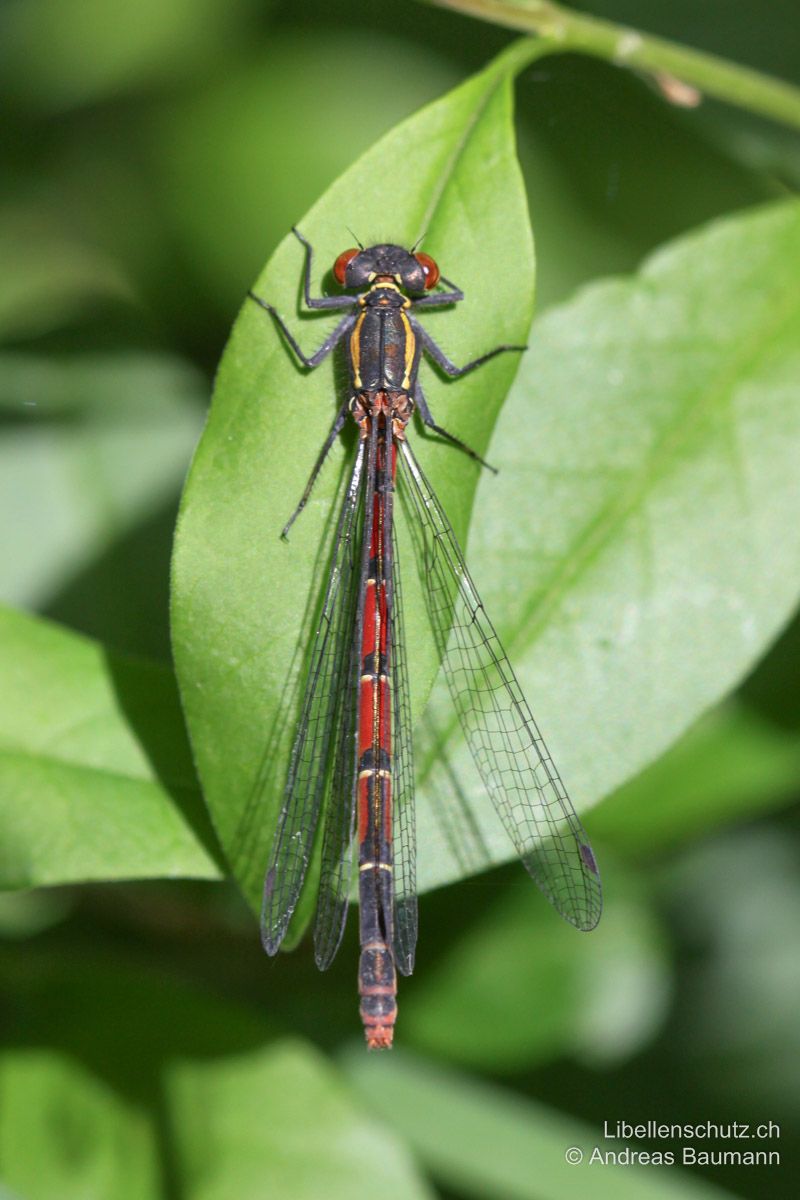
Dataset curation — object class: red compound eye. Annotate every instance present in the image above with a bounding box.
[415,252,440,289]
[333,248,359,286]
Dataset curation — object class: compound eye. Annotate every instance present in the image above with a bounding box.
[415,252,440,289]
[333,248,360,286]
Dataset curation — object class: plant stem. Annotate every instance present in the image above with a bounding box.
[428,0,800,131]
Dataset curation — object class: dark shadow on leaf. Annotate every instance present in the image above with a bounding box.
[740,606,800,732]
[43,499,179,662]
[0,941,272,1101]
[102,646,226,876]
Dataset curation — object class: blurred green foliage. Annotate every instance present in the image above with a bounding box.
[0,2,799,1199]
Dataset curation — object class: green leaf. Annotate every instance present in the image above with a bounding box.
[0,606,220,888]
[0,351,205,615]
[172,46,535,907]
[167,1041,433,1200]
[340,1052,738,1200]
[412,197,800,891]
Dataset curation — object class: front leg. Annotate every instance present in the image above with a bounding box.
[411,275,464,309]
[281,400,351,538]
[413,318,526,377]
[292,227,355,311]
[248,292,355,368]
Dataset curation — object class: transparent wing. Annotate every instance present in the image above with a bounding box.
[261,439,366,955]
[312,433,376,970]
[389,522,418,976]
[398,441,602,931]
[311,623,359,967]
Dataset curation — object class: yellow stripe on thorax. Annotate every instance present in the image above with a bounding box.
[400,311,415,389]
[351,310,366,387]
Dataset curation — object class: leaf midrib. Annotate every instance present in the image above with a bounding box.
[0,743,199,795]
[415,61,512,243]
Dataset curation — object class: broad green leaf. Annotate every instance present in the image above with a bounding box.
[167,1041,433,1200]
[172,44,535,907]
[341,1052,737,1200]
[0,606,220,888]
[0,352,205,613]
[412,198,800,891]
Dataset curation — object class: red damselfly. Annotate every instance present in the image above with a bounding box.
[250,229,602,1049]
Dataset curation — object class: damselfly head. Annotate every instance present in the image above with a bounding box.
[333,244,439,293]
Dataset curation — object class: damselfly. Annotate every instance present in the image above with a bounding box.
[250,229,602,1048]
